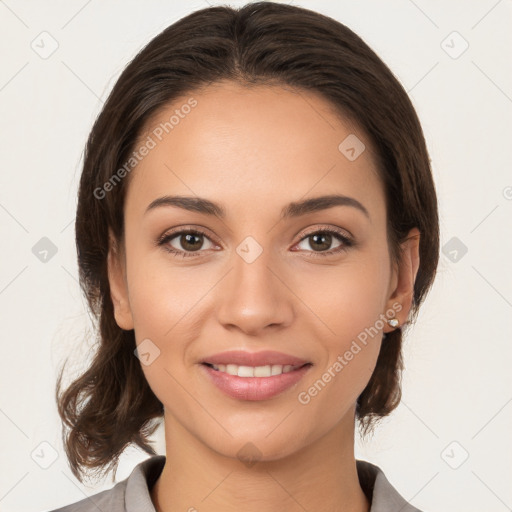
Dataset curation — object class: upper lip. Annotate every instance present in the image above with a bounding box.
[201,350,310,367]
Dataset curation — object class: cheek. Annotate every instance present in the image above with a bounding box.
[295,286,384,433]
[127,266,206,407]
[123,250,203,384]
[296,251,391,347]
[293,252,390,414]
[126,244,212,339]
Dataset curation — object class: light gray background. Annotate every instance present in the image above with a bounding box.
[0,1,511,511]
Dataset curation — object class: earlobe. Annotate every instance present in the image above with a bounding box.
[107,231,134,331]
[384,227,421,333]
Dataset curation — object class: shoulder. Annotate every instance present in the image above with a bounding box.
[46,455,166,512]
[356,459,424,512]
[46,479,128,512]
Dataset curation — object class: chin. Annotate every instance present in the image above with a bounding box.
[203,429,311,466]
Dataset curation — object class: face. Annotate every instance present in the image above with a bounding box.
[108,80,419,462]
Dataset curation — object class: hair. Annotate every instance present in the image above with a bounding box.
[55,1,439,484]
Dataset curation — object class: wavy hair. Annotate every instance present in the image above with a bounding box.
[55,1,439,484]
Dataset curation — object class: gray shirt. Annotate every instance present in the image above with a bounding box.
[48,455,422,511]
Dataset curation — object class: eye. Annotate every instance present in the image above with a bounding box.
[157,225,354,259]
[293,226,354,258]
[157,228,217,258]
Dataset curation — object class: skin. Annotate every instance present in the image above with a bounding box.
[108,80,420,512]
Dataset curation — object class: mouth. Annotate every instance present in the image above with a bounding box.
[198,350,313,400]
[202,362,312,377]
[200,361,313,401]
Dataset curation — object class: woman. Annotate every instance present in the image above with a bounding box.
[51,2,439,511]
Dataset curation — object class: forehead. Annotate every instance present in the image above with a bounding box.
[127,81,384,220]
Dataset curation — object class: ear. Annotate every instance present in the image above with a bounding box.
[383,227,420,333]
[107,229,134,330]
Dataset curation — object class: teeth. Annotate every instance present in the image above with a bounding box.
[210,363,300,377]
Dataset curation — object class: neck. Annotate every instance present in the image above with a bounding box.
[150,408,370,512]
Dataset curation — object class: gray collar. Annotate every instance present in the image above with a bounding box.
[123,455,422,512]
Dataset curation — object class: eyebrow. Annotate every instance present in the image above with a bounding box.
[145,194,370,220]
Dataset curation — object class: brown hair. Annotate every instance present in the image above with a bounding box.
[56,1,439,483]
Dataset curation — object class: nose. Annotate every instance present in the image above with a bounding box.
[215,244,294,336]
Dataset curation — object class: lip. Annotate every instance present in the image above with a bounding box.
[201,350,310,367]
[200,363,312,401]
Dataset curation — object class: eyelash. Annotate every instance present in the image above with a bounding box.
[156,225,354,259]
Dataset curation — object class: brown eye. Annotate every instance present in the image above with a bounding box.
[177,232,204,252]
[294,227,354,257]
[306,232,338,252]
[158,229,216,258]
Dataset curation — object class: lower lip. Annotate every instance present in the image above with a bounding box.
[200,363,312,401]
